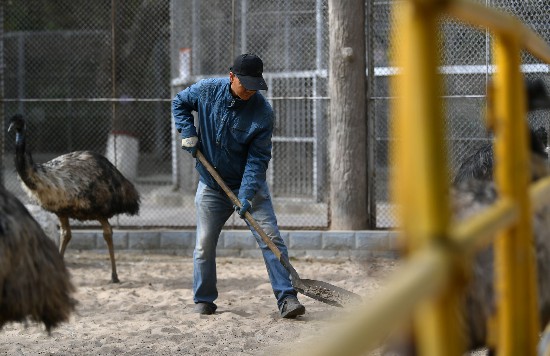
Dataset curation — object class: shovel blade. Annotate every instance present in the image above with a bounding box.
[293,278,362,307]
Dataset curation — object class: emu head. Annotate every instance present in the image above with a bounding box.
[527,78,550,111]
[8,114,25,133]
[534,126,548,150]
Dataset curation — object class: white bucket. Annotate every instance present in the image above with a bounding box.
[106,132,139,180]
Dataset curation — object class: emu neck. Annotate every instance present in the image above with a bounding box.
[14,130,36,189]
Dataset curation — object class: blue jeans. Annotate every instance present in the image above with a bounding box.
[193,180,297,311]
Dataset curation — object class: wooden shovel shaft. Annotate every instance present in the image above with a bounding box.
[195,150,361,307]
[196,150,283,261]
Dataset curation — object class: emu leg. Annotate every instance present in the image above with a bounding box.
[99,218,119,283]
[58,215,71,256]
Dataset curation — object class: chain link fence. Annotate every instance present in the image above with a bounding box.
[2,0,549,229]
[170,0,330,229]
[371,0,550,228]
[2,0,173,228]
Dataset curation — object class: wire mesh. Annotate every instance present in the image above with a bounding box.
[3,0,173,228]
[170,0,330,229]
[371,0,550,228]
[2,0,549,229]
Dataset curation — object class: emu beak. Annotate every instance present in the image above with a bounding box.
[526,78,550,111]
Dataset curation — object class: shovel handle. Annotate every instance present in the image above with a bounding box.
[196,150,285,261]
[196,151,360,307]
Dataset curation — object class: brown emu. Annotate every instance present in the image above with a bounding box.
[451,130,550,353]
[8,114,140,283]
[0,176,76,332]
[383,79,550,355]
[451,80,550,354]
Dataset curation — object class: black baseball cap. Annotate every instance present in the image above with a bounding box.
[230,53,268,91]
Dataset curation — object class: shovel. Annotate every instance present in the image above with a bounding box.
[196,150,361,307]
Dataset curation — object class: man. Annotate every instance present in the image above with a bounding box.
[172,53,305,318]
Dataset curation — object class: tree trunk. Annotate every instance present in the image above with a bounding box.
[328,0,368,229]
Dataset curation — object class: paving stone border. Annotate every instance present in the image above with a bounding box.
[70,229,400,259]
[26,203,400,260]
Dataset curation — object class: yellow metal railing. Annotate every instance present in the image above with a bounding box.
[292,0,550,355]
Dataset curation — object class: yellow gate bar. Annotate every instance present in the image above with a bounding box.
[450,198,517,252]
[492,33,540,355]
[291,246,450,356]
[390,1,464,355]
[530,176,550,211]
[391,1,450,250]
[445,0,550,64]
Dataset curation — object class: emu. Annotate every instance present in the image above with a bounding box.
[0,176,76,332]
[452,79,550,354]
[383,79,550,355]
[8,114,141,283]
[453,126,548,186]
[454,78,550,186]
[452,128,550,354]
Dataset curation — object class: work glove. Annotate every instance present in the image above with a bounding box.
[234,198,252,219]
[181,136,198,157]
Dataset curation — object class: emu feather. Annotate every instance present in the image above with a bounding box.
[8,114,140,283]
[0,176,76,332]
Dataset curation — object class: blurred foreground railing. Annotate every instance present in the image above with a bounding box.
[294,0,550,355]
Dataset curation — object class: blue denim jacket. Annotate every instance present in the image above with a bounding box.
[172,77,274,201]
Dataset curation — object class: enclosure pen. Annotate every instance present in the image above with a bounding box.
[292,0,550,355]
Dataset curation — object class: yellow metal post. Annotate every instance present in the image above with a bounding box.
[492,32,540,355]
[390,0,449,249]
[291,1,550,355]
[390,1,464,355]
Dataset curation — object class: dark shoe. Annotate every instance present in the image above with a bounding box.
[194,303,215,315]
[280,296,305,319]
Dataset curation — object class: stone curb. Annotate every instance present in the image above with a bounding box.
[70,229,400,259]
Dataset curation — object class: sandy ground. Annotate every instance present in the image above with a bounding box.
[0,251,490,356]
[0,250,401,356]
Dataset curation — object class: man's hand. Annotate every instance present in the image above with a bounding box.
[234,199,252,219]
[181,136,198,157]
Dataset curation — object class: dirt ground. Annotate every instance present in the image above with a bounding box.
[0,251,489,355]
